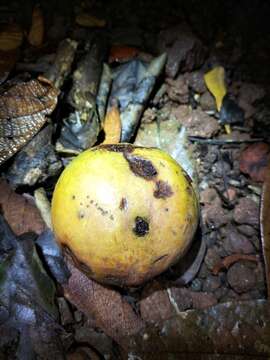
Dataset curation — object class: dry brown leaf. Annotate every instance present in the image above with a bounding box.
[28,5,44,47]
[0,76,59,164]
[212,254,259,275]
[0,23,23,51]
[63,254,144,348]
[102,106,121,144]
[0,179,46,235]
[260,161,270,298]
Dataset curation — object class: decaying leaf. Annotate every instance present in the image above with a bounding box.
[102,106,121,144]
[0,23,23,51]
[63,254,144,347]
[260,161,270,297]
[0,76,59,164]
[0,179,46,235]
[0,216,64,359]
[76,13,106,28]
[27,5,44,47]
[212,254,259,275]
[109,53,167,142]
[204,66,226,112]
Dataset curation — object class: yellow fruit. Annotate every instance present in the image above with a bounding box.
[51,144,199,286]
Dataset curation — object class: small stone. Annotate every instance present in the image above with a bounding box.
[223,187,237,202]
[75,326,113,356]
[237,224,257,237]
[197,263,210,279]
[141,108,157,124]
[200,91,216,111]
[204,248,222,271]
[57,297,73,325]
[221,225,254,255]
[171,106,220,138]
[202,275,221,292]
[227,262,257,293]
[187,70,207,94]
[190,278,203,292]
[239,143,270,182]
[234,197,259,227]
[169,288,193,311]
[200,187,221,206]
[139,281,173,323]
[166,75,189,103]
[74,310,83,323]
[212,161,231,178]
[214,286,229,300]
[202,204,230,228]
[238,82,265,105]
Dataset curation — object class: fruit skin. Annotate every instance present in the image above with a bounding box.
[51,144,199,286]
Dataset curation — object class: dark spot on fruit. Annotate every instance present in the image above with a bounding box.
[86,195,90,199]
[133,216,149,237]
[90,200,94,204]
[80,202,83,206]
[183,170,193,185]
[98,143,134,153]
[165,208,169,212]
[159,161,165,167]
[78,211,85,219]
[72,195,76,200]
[154,180,173,199]
[110,215,114,220]
[119,197,128,210]
[152,254,169,264]
[124,153,158,180]
[86,205,89,208]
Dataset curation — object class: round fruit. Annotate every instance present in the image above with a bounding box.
[51,144,199,286]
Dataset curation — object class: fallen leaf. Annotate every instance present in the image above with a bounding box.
[102,106,121,144]
[204,66,226,111]
[260,160,270,297]
[212,254,259,275]
[0,76,59,164]
[76,13,106,28]
[0,23,23,51]
[0,179,46,235]
[27,5,44,47]
[62,253,144,347]
[0,215,64,359]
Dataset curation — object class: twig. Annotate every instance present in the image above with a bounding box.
[188,136,265,145]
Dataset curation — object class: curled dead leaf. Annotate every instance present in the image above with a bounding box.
[0,76,59,164]
[28,5,44,47]
[0,179,46,235]
[102,106,121,144]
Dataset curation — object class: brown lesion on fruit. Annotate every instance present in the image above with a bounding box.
[154,180,173,199]
[133,216,149,237]
[124,153,158,180]
[77,210,85,219]
[119,197,127,210]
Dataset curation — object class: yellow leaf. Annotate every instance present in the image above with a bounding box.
[204,66,227,111]
[28,5,44,47]
[102,106,121,144]
[0,24,23,51]
[76,13,106,28]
